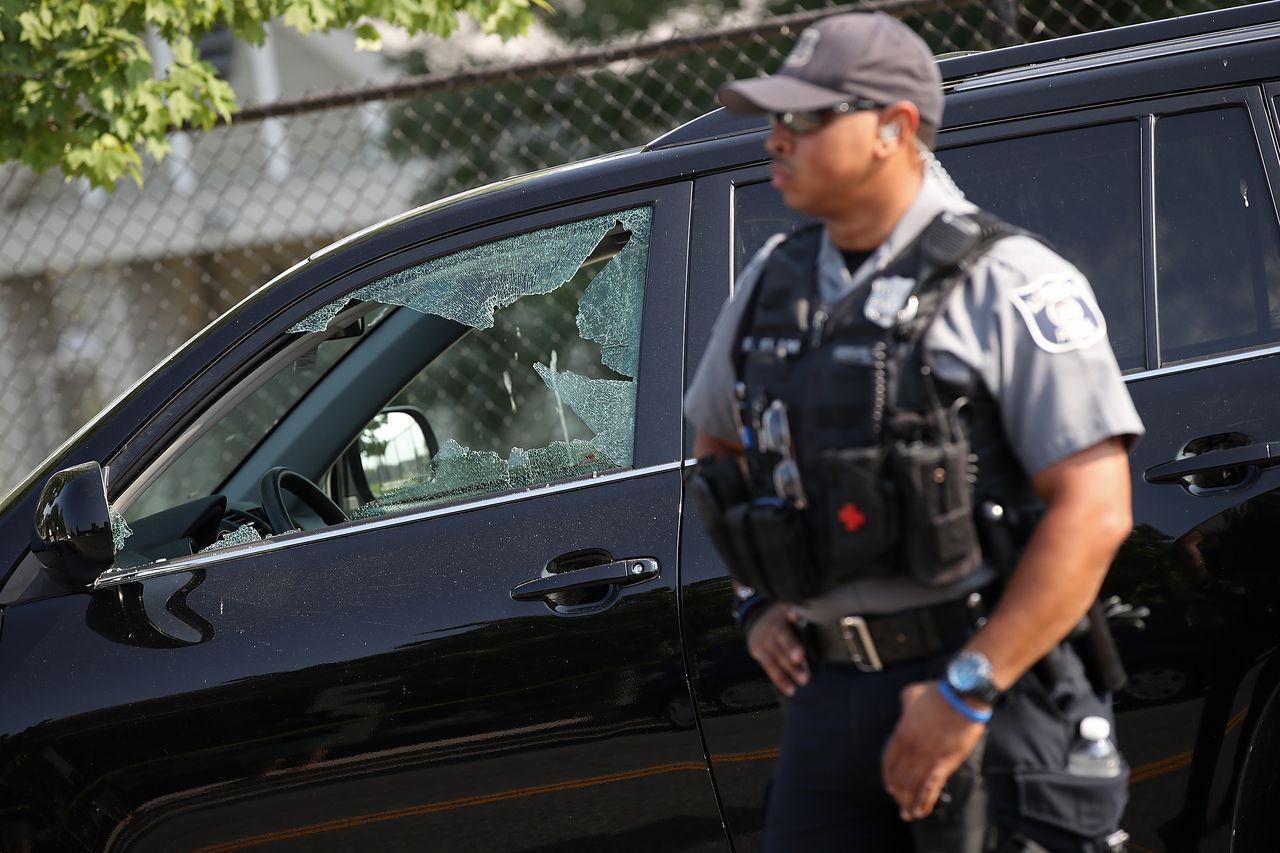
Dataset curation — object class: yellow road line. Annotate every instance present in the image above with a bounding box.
[1128,702,1250,785]
[1129,750,1193,784]
[711,748,780,763]
[1226,704,1250,733]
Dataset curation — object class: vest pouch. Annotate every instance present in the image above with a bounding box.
[891,439,983,586]
[820,447,900,581]
[742,499,817,603]
[688,458,769,593]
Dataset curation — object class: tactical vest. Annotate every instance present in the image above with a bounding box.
[698,211,1042,603]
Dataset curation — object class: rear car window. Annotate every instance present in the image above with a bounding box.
[1153,105,1280,365]
[734,181,813,277]
[941,121,1145,372]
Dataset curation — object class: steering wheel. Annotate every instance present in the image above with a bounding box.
[259,467,349,533]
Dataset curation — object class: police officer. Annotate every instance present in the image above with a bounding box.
[685,12,1144,852]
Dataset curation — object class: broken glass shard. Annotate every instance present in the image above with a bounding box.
[200,524,264,552]
[110,509,134,552]
[353,437,611,517]
[576,207,650,377]
[508,439,608,488]
[533,363,635,466]
[289,210,644,334]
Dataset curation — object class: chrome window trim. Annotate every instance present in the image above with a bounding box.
[95,459,687,589]
[948,22,1280,96]
[1122,342,1280,383]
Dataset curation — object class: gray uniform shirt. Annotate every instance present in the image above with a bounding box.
[684,171,1145,621]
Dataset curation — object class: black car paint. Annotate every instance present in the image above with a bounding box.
[5,470,719,852]
[5,5,1280,851]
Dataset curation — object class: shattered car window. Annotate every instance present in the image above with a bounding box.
[112,206,652,567]
[331,206,651,515]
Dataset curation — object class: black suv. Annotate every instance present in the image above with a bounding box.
[5,4,1280,850]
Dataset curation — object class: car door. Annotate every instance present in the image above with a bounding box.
[0,183,731,852]
[681,162,813,852]
[942,86,1280,852]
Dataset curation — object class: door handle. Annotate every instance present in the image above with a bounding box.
[510,558,659,601]
[1144,441,1280,484]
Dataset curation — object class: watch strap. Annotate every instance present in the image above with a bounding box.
[937,679,993,723]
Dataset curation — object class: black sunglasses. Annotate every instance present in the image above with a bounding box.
[767,99,884,135]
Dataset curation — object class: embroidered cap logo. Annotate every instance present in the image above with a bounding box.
[783,29,820,68]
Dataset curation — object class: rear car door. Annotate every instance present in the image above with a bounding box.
[942,86,1280,852]
[0,184,730,851]
[686,81,1280,852]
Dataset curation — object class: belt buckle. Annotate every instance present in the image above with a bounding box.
[839,616,884,672]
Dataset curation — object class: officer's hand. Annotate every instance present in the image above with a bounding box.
[745,603,810,697]
[881,681,986,821]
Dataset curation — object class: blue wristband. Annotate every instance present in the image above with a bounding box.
[937,679,993,724]
[733,592,770,628]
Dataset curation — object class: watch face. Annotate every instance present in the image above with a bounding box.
[735,585,757,601]
[947,651,993,694]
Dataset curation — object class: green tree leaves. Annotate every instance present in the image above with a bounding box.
[0,0,548,189]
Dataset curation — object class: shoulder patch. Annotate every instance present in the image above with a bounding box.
[1011,274,1106,353]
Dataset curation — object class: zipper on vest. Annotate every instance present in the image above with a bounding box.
[871,341,888,439]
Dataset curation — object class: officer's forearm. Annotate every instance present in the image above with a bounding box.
[965,438,1132,694]
[694,430,743,459]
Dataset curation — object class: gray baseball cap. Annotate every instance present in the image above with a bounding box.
[719,12,943,129]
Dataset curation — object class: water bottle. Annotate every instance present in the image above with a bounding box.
[1067,715,1122,778]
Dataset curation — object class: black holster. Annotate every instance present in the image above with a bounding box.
[1075,600,1129,694]
[976,501,1128,695]
[912,731,992,853]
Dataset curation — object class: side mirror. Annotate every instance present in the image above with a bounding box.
[358,407,437,498]
[31,461,116,585]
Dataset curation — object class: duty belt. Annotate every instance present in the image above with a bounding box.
[808,592,989,672]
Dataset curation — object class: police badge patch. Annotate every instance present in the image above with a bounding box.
[1011,274,1106,353]
[864,275,917,328]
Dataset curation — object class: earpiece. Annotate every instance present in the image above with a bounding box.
[878,123,900,141]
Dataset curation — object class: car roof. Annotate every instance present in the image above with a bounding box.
[648,0,1280,149]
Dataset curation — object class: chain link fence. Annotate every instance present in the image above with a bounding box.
[0,0,1247,491]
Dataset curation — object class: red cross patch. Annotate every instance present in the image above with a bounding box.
[837,502,866,533]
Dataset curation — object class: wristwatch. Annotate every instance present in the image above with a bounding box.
[731,585,769,629]
[945,650,1002,705]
